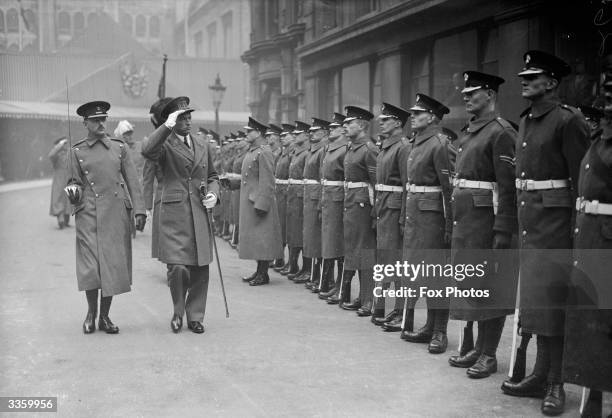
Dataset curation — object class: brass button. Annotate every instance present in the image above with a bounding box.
[521,201,525,206]
[522,142,527,148]
[585,164,590,170]
[522,230,527,236]
[521,172,525,178]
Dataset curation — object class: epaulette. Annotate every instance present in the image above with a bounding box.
[366,141,378,151]
[435,132,450,145]
[400,136,410,146]
[560,103,581,114]
[520,107,531,118]
[73,138,86,147]
[494,117,513,130]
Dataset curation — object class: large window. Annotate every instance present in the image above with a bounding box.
[74,12,84,34]
[222,12,233,58]
[194,30,203,57]
[207,22,217,58]
[135,15,146,38]
[341,62,370,110]
[57,11,71,35]
[23,9,36,34]
[149,16,160,38]
[120,13,132,35]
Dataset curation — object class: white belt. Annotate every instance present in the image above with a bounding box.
[406,184,442,193]
[275,179,289,185]
[576,198,612,216]
[303,179,320,185]
[322,180,344,187]
[515,179,569,191]
[453,178,496,190]
[375,184,403,192]
[288,178,304,185]
[345,181,374,206]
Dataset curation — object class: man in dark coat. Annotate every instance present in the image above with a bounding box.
[230,135,248,249]
[320,113,348,304]
[141,96,220,334]
[500,51,590,416]
[266,123,285,269]
[272,124,294,272]
[447,71,518,378]
[372,103,411,331]
[48,136,71,229]
[340,106,378,317]
[234,118,283,286]
[65,101,146,334]
[400,94,455,354]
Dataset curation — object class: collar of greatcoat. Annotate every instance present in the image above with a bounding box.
[309,140,325,153]
[412,125,441,145]
[293,142,309,155]
[85,135,111,148]
[348,134,370,150]
[327,136,348,152]
[381,131,403,150]
[465,111,498,134]
[521,97,560,119]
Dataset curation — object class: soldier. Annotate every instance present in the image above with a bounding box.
[266,123,283,163]
[274,124,296,273]
[221,135,236,241]
[230,132,249,250]
[340,106,378,317]
[371,103,411,331]
[447,71,518,378]
[577,105,604,141]
[400,94,454,354]
[65,101,146,334]
[285,121,311,282]
[141,96,220,334]
[48,136,71,229]
[302,118,328,293]
[320,113,349,305]
[563,64,612,418]
[235,117,283,286]
[500,51,590,416]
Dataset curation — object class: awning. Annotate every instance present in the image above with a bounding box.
[0,100,250,123]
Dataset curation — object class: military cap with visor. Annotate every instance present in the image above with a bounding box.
[378,102,410,126]
[77,101,110,119]
[461,71,505,93]
[409,93,450,119]
[517,50,571,80]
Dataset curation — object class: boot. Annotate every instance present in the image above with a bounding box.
[83,289,98,334]
[428,308,449,353]
[319,259,337,299]
[329,266,350,305]
[288,251,307,280]
[356,269,373,316]
[281,247,299,276]
[467,354,498,378]
[222,222,231,240]
[581,389,602,418]
[311,259,324,293]
[63,214,70,227]
[402,308,433,342]
[249,260,271,286]
[459,321,474,356]
[292,257,312,283]
[402,306,415,333]
[450,320,484,368]
[339,271,360,310]
[272,256,285,271]
[241,263,258,282]
[57,215,65,229]
[541,383,565,416]
[98,295,119,334]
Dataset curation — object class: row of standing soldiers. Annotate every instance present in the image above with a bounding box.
[210,50,611,417]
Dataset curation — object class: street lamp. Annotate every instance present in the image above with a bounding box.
[209,73,226,142]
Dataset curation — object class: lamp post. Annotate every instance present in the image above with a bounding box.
[209,73,226,143]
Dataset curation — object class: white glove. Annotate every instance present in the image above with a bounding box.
[64,183,83,204]
[164,109,189,129]
[146,209,152,218]
[202,192,217,209]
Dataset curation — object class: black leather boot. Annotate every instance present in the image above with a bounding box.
[467,353,497,378]
[288,251,307,280]
[98,295,119,334]
[83,289,98,334]
[459,321,475,356]
[281,247,299,276]
[63,214,71,227]
[501,374,547,398]
[249,261,271,286]
[402,308,433,342]
[541,383,565,416]
[329,268,351,305]
[318,259,336,299]
[292,257,312,283]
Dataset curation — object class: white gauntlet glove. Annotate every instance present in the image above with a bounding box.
[202,192,217,209]
[164,109,189,129]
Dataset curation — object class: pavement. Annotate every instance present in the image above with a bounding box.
[0,182,607,417]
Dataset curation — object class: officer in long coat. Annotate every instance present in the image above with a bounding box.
[340,106,378,317]
[141,96,220,334]
[285,122,311,282]
[302,118,328,293]
[235,117,283,286]
[400,94,455,354]
[500,51,590,416]
[265,124,284,268]
[563,67,612,418]
[48,136,71,229]
[272,124,294,272]
[320,113,348,304]
[447,72,518,378]
[66,101,146,334]
[372,103,411,331]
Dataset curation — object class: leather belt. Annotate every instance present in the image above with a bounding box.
[303,179,320,185]
[288,178,304,185]
[515,179,569,191]
[321,180,344,187]
[576,197,612,216]
[453,178,496,190]
[275,179,289,185]
[345,181,373,205]
[406,184,442,193]
[375,184,403,192]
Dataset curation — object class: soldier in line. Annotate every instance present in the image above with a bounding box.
[447,71,518,378]
[274,124,297,274]
[302,118,328,293]
[284,121,310,282]
[230,132,249,250]
[399,94,454,354]
[267,124,283,163]
[141,96,219,334]
[65,101,146,334]
[371,103,411,331]
[235,118,283,286]
[500,51,590,416]
[578,105,604,141]
[48,136,71,229]
[219,135,235,240]
[319,113,348,304]
[339,106,378,317]
[264,123,283,269]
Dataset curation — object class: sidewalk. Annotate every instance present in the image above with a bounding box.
[0,178,52,194]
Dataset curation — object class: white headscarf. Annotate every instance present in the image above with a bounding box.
[113,120,134,138]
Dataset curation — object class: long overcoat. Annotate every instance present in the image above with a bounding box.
[515,99,590,336]
[69,135,145,296]
[321,137,348,258]
[141,126,219,266]
[274,148,291,245]
[142,158,163,259]
[286,144,309,247]
[236,142,283,260]
[343,135,378,270]
[449,113,518,321]
[49,141,71,217]
[302,141,326,258]
[232,145,247,227]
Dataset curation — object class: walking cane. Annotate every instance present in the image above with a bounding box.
[200,183,230,318]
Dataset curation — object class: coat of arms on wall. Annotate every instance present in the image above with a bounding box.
[120,61,149,98]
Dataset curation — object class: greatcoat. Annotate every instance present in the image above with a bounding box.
[321,137,348,259]
[302,141,326,258]
[49,141,71,217]
[286,143,309,248]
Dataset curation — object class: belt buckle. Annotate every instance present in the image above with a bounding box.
[591,200,600,214]
[458,179,466,188]
[524,180,535,191]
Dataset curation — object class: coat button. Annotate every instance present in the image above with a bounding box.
[585,164,590,170]
[573,260,578,266]
[520,172,525,178]
[451,197,455,201]
[521,201,525,206]
[90,182,94,185]
[458,147,463,152]
[85,170,89,174]
[522,142,527,148]
[529,113,533,118]
[522,230,527,236]
[95,194,99,198]
[79,159,83,162]
[453,221,457,225]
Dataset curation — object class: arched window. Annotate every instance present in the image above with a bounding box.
[74,12,84,33]
[87,13,97,27]
[6,8,19,33]
[135,15,146,37]
[58,11,70,35]
[0,10,5,33]
[149,15,160,38]
[23,9,37,34]
[120,13,132,34]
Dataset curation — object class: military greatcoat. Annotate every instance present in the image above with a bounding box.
[302,141,326,258]
[286,143,309,248]
[48,141,71,217]
[274,147,291,245]
[321,137,348,259]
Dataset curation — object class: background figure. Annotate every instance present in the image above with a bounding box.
[48,136,71,229]
[114,120,145,185]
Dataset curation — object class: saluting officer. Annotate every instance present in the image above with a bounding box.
[340,106,378,317]
[500,51,590,416]
[273,124,296,273]
[320,113,348,304]
[372,103,411,331]
[400,94,454,354]
[447,71,518,378]
[66,101,146,334]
